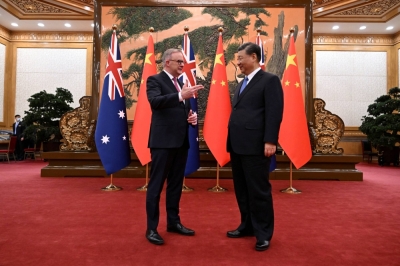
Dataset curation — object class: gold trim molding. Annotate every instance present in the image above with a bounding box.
[0,26,11,41]
[394,32,400,45]
[335,0,399,17]
[8,0,72,14]
[9,32,93,42]
[313,34,395,45]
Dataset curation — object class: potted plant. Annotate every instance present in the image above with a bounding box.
[23,88,74,152]
[359,87,400,166]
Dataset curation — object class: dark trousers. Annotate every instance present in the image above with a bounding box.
[14,136,24,160]
[230,151,274,242]
[146,147,188,230]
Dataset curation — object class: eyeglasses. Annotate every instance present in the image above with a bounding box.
[169,59,185,65]
[237,56,249,62]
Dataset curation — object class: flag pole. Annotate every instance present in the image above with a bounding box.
[208,163,227,192]
[137,164,149,191]
[280,161,301,194]
[102,174,122,191]
[181,25,196,193]
[182,177,194,192]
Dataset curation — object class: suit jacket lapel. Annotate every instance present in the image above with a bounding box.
[233,70,263,107]
[160,71,178,93]
[233,80,243,106]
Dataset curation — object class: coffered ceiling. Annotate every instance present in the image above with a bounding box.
[0,0,399,34]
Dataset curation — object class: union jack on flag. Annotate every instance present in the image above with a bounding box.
[179,33,197,87]
[105,32,124,100]
[95,29,131,175]
[179,32,200,176]
[256,33,266,71]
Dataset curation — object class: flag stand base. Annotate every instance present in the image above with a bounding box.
[137,184,148,191]
[182,177,193,192]
[101,184,122,191]
[137,165,149,191]
[280,187,301,194]
[208,164,227,192]
[208,185,227,192]
[182,184,194,192]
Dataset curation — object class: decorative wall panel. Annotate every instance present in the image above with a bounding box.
[0,43,5,122]
[316,51,387,127]
[15,48,87,118]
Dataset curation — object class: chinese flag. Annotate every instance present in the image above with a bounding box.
[203,33,231,167]
[131,35,156,165]
[278,34,312,169]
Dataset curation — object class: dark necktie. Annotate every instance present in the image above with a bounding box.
[239,77,248,95]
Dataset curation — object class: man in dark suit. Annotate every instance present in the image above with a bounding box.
[226,42,284,251]
[145,48,203,245]
[12,114,26,160]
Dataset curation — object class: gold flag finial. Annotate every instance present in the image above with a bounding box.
[149,27,154,33]
[256,27,262,33]
[112,24,117,31]
[184,26,189,32]
[218,27,224,33]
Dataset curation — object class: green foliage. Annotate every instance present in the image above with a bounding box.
[359,87,400,148]
[104,7,273,110]
[101,7,193,51]
[23,88,74,144]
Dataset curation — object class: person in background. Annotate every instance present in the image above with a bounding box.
[145,48,204,245]
[12,114,26,161]
[226,42,284,251]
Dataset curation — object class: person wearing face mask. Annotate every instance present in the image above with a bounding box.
[12,114,26,161]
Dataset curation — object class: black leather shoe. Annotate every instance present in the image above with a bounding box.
[146,229,164,245]
[255,240,270,251]
[167,223,195,236]
[226,229,254,238]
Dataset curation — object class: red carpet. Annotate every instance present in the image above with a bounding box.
[0,161,399,266]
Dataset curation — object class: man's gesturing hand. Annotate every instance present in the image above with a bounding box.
[181,80,204,99]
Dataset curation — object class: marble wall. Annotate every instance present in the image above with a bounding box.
[0,43,5,122]
[15,48,87,119]
[315,51,387,127]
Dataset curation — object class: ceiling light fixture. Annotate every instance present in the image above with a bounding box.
[84,6,90,10]
[386,26,394,30]
[91,23,94,27]
[11,23,18,27]
[64,23,71,28]
[38,23,44,27]
[359,26,366,30]
[332,25,339,30]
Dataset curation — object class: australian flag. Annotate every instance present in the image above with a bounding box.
[256,33,266,71]
[179,32,200,176]
[95,30,131,175]
[255,32,275,171]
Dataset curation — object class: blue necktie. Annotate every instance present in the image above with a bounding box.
[239,77,248,95]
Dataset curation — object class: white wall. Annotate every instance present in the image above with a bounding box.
[0,43,5,122]
[15,48,87,118]
[315,51,387,127]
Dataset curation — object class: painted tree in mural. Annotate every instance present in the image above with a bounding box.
[102,6,298,118]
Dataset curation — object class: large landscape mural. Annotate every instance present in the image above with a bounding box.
[99,6,306,120]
